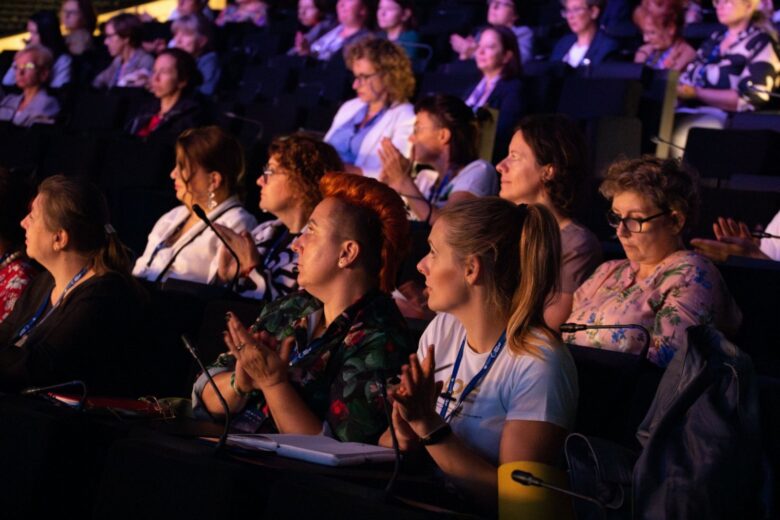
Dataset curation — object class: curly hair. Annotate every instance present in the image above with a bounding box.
[515,114,588,217]
[600,156,700,233]
[319,172,410,292]
[268,134,344,215]
[344,36,415,103]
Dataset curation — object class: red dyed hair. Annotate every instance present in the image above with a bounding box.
[319,173,409,292]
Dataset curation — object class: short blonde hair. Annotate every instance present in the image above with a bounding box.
[344,36,415,104]
[20,44,53,72]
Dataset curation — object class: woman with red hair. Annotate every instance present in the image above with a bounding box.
[193,173,413,442]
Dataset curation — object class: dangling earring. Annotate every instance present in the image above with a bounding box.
[207,190,217,210]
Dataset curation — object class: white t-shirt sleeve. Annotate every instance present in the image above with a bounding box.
[449,160,499,197]
[760,210,780,261]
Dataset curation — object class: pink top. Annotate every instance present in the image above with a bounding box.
[564,250,741,367]
[0,252,35,324]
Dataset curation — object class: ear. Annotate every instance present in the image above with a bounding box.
[541,164,555,182]
[208,171,224,191]
[402,8,413,22]
[590,6,600,20]
[52,228,69,252]
[669,210,686,235]
[338,240,361,268]
[463,254,481,286]
[502,50,515,67]
[438,126,452,147]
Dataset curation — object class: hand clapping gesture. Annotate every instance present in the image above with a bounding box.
[378,137,413,190]
[213,223,263,283]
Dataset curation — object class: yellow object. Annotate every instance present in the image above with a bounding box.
[498,461,575,520]
[0,0,227,52]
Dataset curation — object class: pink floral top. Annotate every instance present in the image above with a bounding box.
[0,252,35,324]
[564,250,742,367]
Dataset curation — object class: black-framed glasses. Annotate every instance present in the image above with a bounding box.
[606,210,669,233]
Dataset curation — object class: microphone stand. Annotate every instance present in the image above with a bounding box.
[375,369,401,499]
[192,203,241,292]
[181,335,231,454]
[21,380,88,411]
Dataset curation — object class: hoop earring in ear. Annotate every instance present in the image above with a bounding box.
[207,190,217,210]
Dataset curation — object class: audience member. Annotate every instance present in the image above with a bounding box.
[292,0,338,54]
[0,175,144,395]
[565,157,741,367]
[379,198,577,507]
[464,25,524,160]
[0,168,35,325]
[497,115,602,330]
[0,45,60,127]
[551,0,620,67]
[633,0,696,70]
[169,0,215,22]
[212,134,344,301]
[172,14,221,96]
[379,94,498,224]
[3,10,73,89]
[193,173,413,443]
[377,0,420,58]
[451,0,534,65]
[672,0,780,156]
[216,0,268,27]
[691,211,780,262]
[126,48,205,139]
[324,37,415,178]
[92,13,154,88]
[294,0,374,60]
[60,0,96,56]
[133,126,257,284]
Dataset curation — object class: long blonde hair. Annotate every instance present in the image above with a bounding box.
[438,198,561,356]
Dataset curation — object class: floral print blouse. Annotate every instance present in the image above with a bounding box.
[192,289,412,443]
[679,23,780,111]
[564,250,742,367]
[0,252,35,324]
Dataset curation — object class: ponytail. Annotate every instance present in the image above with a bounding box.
[95,225,134,276]
[506,204,561,357]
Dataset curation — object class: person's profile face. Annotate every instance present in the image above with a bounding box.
[496,131,547,206]
[416,219,469,313]
[291,197,346,295]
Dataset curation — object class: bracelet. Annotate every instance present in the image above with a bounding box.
[420,422,453,446]
[230,371,250,398]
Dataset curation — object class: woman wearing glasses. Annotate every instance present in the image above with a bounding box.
[324,36,416,179]
[92,13,154,88]
[0,45,60,127]
[211,134,344,301]
[550,0,619,67]
[564,157,741,367]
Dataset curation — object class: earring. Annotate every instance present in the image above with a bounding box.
[207,190,217,210]
[338,259,345,268]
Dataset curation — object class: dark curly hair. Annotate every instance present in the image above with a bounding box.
[267,134,344,215]
[600,156,700,233]
[515,114,588,217]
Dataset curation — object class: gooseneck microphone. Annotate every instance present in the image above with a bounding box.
[375,369,401,498]
[21,380,88,410]
[181,335,231,453]
[511,469,607,520]
[192,203,241,291]
[561,322,652,357]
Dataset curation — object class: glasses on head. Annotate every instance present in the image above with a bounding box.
[353,72,379,84]
[561,6,588,16]
[606,210,669,233]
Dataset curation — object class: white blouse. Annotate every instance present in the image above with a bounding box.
[133,196,257,284]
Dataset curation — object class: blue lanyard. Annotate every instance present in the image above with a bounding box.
[439,331,507,421]
[262,229,290,270]
[428,169,453,206]
[13,266,89,344]
[287,336,327,367]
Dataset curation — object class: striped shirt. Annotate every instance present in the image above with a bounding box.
[236,219,299,302]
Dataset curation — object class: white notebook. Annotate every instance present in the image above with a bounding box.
[226,433,396,467]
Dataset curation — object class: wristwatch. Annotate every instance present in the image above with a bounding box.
[420,422,453,446]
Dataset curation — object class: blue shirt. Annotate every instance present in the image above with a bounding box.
[327,104,387,165]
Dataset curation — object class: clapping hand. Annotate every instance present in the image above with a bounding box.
[390,345,445,438]
[213,223,262,282]
[378,138,413,190]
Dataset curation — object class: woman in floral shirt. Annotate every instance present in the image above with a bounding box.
[193,173,413,443]
[564,157,741,367]
[0,168,35,324]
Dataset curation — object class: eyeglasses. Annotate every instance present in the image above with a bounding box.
[606,210,669,233]
[13,62,36,72]
[561,6,588,16]
[261,165,284,183]
[412,125,437,135]
[489,0,515,8]
[352,72,379,84]
[104,32,119,40]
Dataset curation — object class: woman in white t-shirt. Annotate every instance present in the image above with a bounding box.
[379,198,578,506]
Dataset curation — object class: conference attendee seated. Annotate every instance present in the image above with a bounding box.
[215,0,268,27]
[0,45,60,127]
[193,173,413,443]
[451,0,534,65]
[497,115,602,330]
[376,0,420,58]
[0,168,35,325]
[671,0,780,157]
[167,0,215,22]
[564,157,742,367]
[464,25,525,161]
[92,13,154,88]
[292,0,374,61]
[633,0,696,71]
[551,0,619,67]
[290,0,337,55]
[691,211,780,262]
[126,48,205,140]
[379,199,578,507]
[211,134,344,301]
[60,0,97,56]
[324,36,415,178]
[172,14,221,97]
[378,94,498,224]
[3,10,73,89]
[133,126,257,284]
[0,176,144,395]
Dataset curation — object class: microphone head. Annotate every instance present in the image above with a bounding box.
[192,204,207,221]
